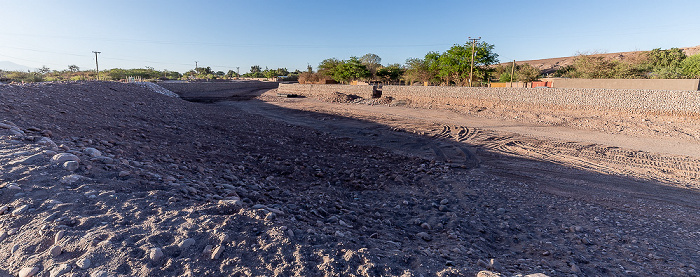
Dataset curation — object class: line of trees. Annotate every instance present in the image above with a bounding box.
[239,65,301,80]
[0,65,184,83]
[300,41,500,86]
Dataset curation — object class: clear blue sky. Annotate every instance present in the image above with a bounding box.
[1,0,699,73]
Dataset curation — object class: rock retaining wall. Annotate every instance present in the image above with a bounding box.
[160,81,279,98]
[278,83,700,116]
[277,84,375,100]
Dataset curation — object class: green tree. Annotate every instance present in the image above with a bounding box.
[250,65,262,74]
[226,70,239,78]
[436,41,498,86]
[514,63,541,82]
[648,48,686,68]
[403,52,443,85]
[318,58,341,77]
[68,65,80,72]
[376,63,404,84]
[681,53,700,78]
[332,57,370,83]
[360,53,381,80]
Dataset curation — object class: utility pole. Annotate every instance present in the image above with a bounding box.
[195,61,199,70]
[236,67,240,79]
[92,51,101,81]
[468,37,480,87]
[510,60,516,86]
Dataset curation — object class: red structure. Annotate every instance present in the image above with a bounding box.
[531,81,553,88]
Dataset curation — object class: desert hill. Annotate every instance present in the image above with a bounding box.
[508,45,700,76]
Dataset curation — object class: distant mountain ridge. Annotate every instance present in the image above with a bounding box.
[507,45,700,76]
[0,61,34,71]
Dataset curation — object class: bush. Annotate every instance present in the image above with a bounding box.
[680,54,700,78]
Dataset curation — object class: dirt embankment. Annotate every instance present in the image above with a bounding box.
[0,81,697,277]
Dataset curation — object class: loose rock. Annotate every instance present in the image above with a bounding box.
[18,267,40,277]
[179,238,196,249]
[51,153,80,164]
[48,245,62,258]
[49,264,71,277]
[150,247,164,261]
[211,245,224,260]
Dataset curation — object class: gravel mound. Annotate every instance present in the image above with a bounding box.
[135,82,179,98]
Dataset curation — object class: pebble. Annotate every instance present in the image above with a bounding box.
[0,205,9,214]
[55,230,65,244]
[11,244,19,254]
[91,156,114,164]
[76,258,91,269]
[202,245,213,256]
[60,174,82,184]
[6,184,21,190]
[0,231,7,242]
[7,228,19,235]
[420,222,432,230]
[149,247,164,261]
[477,271,503,277]
[90,270,110,277]
[489,258,504,271]
[18,267,40,277]
[477,259,489,268]
[211,245,224,260]
[49,245,62,258]
[179,238,196,249]
[37,137,57,148]
[416,232,432,241]
[49,264,71,277]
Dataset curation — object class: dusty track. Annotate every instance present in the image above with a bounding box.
[250,92,700,190]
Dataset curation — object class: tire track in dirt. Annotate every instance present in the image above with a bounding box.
[433,125,700,186]
[221,101,480,169]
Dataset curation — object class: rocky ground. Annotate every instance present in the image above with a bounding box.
[0,81,698,276]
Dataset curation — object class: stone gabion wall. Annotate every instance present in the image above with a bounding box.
[160,81,279,94]
[278,84,374,100]
[279,84,700,116]
[381,86,700,115]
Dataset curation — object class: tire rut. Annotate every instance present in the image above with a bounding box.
[435,125,700,187]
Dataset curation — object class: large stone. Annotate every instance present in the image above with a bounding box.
[76,258,91,269]
[37,137,57,148]
[150,247,164,261]
[178,238,196,249]
[51,153,80,164]
[18,267,40,277]
[48,245,62,258]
